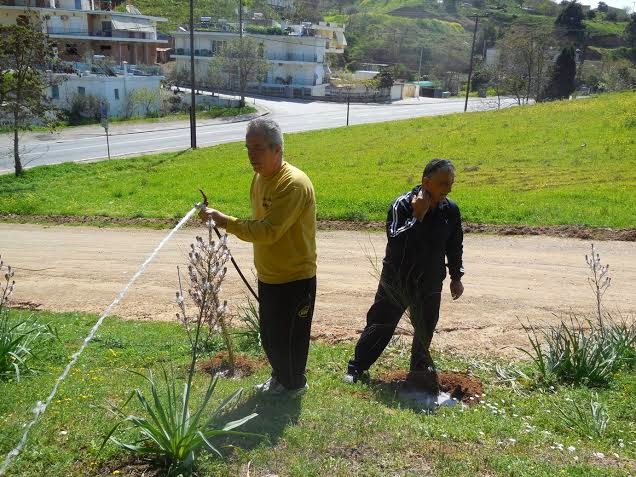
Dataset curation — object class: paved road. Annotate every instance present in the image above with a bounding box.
[1,223,634,358]
[0,96,516,173]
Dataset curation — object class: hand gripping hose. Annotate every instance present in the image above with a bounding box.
[198,189,259,302]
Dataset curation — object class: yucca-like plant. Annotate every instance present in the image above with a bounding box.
[0,256,56,382]
[520,317,616,388]
[234,297,262,351]
[521,245,635,388]
[601,316,636,371]
[556,393,609,439]
[103,221,258,475]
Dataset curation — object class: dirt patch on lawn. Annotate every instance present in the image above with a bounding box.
[377,369,483,405]
[199,352,264,378]
[1,213,634,241]
[95,457,164,477]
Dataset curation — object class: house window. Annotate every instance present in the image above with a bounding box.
[51,85,59,99]
[77,86,85,96]
[114,88,119,100]
[75,0,81,9]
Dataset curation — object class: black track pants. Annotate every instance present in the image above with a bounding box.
[258,276,316,390]
[348,281,441,374]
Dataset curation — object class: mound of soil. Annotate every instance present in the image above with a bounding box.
[377,369,483,405]
[1,213,634,241]
[199,352,264,378]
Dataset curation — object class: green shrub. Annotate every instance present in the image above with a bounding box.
[0,257,57,381]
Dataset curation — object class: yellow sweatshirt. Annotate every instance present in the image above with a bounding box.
[226,162,317,285]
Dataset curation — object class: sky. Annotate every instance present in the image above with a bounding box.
[576,0,634,13]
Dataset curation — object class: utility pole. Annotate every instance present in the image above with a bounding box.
[189,0,197,148]
[464,13,487,112]
[239,0,243,38]
[418,46,424,80]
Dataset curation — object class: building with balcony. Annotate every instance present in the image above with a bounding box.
[0,0,168,65]
[171,21,346,98]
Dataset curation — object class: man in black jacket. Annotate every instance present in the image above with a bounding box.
[345,159,464,383]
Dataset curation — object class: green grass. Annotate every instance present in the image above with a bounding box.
[0,310,634,476]
[0,106,257,134]
[587,19,629,37]
[0,93,635,228]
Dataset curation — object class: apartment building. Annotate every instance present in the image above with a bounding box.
[0,0,167,65]
[171,21,346,98]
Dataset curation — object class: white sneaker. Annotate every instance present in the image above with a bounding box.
[254,376,286,394]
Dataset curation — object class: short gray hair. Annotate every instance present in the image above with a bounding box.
[247,118,284,152]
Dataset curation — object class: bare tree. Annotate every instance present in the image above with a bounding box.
[0,21,59,176]
[497,27,554,104]
[209,37,269,108]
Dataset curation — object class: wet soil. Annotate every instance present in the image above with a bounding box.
[377,369,484,405]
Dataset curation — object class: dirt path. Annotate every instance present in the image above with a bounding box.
[1,223,635,359]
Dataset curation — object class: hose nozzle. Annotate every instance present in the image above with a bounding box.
[195,189,209,210]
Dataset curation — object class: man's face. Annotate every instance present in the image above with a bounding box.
[422,168,455,205]
[245,130,281,177]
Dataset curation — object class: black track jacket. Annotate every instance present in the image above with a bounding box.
[381,185,464,295]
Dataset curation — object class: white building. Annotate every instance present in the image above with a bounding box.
[49,68,163,118]
[171,21,346,98]
[0,0,167,65]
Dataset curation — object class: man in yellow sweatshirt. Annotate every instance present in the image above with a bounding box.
[199,118,317,395]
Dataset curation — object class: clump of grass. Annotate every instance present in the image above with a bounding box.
[232,297,261,351]
[556,393,609,439]
[0,256,57,382]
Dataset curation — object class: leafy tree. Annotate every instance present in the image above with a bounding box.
[545,45,577,99]
[375,69,394,90]
[625,13,636,48]
[129,88,160,116]
[586,9,596,20]
[597,1,608,12]
[606,10,617,21]
[0,22,59,176]
[555,1,585,31]
[209,37,268,108]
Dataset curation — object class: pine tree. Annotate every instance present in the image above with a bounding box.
[545,46,577,100]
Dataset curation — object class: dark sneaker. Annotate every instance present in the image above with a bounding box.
[288,382,309,397]
[343,369,370,384]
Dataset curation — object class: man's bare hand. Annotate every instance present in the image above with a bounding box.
[450,279,464,300]
[411,189,431,221]
[199,206,216,222]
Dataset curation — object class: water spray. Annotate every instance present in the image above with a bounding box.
[0,207,199,476]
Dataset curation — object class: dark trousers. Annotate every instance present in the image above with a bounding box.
[348,280,441,374]
[258,276,316,390]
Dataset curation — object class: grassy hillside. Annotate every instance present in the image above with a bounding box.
[1,93,635,228]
